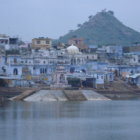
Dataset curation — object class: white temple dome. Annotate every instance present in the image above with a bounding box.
[66,44,79,55]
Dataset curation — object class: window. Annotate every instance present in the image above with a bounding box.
[36,40,40,44]
[75,40,78,44]
[40,68,42,74]
[5,40,8,44]
[14,58,17,63]
[44,68,47,73]
[60,74,65,83]
[13,68,18,75]
[2,66,6,73]
[77,58,80,63]
[46,40,50,44]
[40,68,47,74]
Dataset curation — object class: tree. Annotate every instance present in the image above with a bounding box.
[77,24,82,28]
[69,30,74,33]
[88,15,93,19]
[67,77,81,87]
[108,10,114,15]
[6,50,20,55]
[70,67,75,73]
[0,79,7,87]
[71,35,77,39]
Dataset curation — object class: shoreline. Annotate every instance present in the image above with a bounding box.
[1,79,140,101]
[0,86,140,101]
[96,90,140,100]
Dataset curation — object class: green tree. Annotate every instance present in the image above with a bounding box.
[67,77,81,87]
[88,15,93,19]
[77,24,82,28]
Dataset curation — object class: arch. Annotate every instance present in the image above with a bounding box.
[14,58,17,63]
[70,67,75,73]
[40,68,47,74]
[13,68,18,75]
[77,58,80,64]
[73,58,76,64]
[71,59,73,65]
[60,74,65,83]
[44,68,47,73]
[42,68,44,73]
[40,68,43,74]
[2,66,6,73]
[71,58,76,65]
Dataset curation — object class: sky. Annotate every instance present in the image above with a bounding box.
[0,0,140,42]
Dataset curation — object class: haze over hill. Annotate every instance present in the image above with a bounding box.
[58,10,140,46]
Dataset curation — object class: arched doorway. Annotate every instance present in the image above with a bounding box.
[60,74,65,83]
[13,68,18,75]
[70,67,75,73]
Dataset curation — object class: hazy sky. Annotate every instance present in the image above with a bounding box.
[0,0,140,41]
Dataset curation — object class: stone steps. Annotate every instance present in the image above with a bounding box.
[82,90,109,100]
[11,89,109,101]
[24,90,67,102]
[11,90,36,101]
[63,90,87,101]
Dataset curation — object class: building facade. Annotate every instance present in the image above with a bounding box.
[32,37,52,50]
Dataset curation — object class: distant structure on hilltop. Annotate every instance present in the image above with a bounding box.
[32,37,52,50]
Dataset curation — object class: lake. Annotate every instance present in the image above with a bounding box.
[0,100,140,140]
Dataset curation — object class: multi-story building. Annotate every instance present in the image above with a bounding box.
[68,38,87,52]
[0,34,19,50]
[0,44,117,87]
[32,37,52,50]
[0,34,9,45]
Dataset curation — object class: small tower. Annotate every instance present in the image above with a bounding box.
[51,65,69,88]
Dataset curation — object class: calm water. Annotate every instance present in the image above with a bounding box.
[0,100,140,140]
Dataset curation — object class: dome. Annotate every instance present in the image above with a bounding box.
[66,44,79,55]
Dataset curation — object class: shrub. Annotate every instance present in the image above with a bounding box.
[67,77,81,87]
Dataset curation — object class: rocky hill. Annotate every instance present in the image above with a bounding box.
[57,10,140,45]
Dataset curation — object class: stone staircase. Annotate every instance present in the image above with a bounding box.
[63,90,87,101]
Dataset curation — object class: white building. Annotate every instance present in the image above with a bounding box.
[0,44,102,87]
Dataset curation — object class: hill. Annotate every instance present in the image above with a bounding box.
[57,10,140,46]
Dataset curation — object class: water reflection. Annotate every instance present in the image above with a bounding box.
[0,101,140,140]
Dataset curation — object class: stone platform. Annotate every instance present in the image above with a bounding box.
[22,90,109,102]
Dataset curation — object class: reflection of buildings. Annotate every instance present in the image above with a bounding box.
[32,37,52,50]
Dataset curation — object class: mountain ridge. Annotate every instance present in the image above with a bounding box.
[57,10,140,46]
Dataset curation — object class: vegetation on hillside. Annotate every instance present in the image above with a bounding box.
[57,10,140,46]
